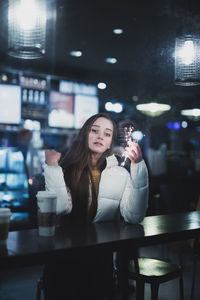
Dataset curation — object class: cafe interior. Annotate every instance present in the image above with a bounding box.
[0,0,200,299]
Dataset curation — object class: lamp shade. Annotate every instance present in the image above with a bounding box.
[175,35,200,86]
[8,0,46,59]
[181,108,200,121]
[136,102,171,117]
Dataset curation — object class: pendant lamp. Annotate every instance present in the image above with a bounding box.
[136,102,171,117]
[175,34,200,86]
[8,0,46,59]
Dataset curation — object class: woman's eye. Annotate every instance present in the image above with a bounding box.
[91,128,98,133]
[105,133,111,137]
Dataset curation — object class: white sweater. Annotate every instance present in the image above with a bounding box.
[44,155,149,224]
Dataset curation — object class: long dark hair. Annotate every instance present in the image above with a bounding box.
[60,113,117,222]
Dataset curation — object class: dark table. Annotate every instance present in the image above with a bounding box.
[1,211,200,299]
[1,211,200,268]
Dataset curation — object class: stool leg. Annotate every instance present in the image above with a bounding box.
[190,256,197,300]
[151,282,159,300]
[136,279,144,300]
[36,283,41,300]
[36,278,43,300]
[179,272,184,300]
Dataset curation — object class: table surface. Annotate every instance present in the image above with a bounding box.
[1,211,200,268]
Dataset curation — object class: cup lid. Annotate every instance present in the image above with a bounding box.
[36,190,57,198]
[0,208,12,216]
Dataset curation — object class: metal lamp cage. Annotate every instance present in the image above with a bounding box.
[8,0,46,59]
[175,35,200,86]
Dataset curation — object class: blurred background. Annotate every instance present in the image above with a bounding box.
[0,0,200,228]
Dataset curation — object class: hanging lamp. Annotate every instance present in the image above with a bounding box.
[181,108,200,121]
[174,0,200,86]
[8,0,47,59]
[136,102,171,117]
[175,34,200,86]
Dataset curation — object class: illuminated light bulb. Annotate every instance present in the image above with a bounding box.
[136,103,171,117]
[114,103,123,113]
[181,108,200,117]
[193,109,200,117]
[105,57,117,64]
[70,51,82,57]
[105,102,113,111]
[113,28,123,34]
[16,0,39,31]
[97,82,107,89]
[132,131,144,141]
[181,121,188,128]
[178,40,195,65]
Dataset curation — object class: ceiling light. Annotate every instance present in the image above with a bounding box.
[175,35,200,86]
[97,82,106,89]
[69,51,82,57]
[113,28,123,35]
[8,0,46,59]
[105,102,113,111]
[132,95,139,102]
[105,57,117,64]
[105,102,123,113]
[181,121,188,128]
[136,102,171,117]
[181,108,200,120]
[114,103,123,113]
[1,74,8,82]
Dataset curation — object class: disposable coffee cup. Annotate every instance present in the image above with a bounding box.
[0,208,12,245]
[36,191,57,237]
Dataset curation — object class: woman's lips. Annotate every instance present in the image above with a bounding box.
[94,142,103,146]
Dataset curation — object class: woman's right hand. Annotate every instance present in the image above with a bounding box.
[45,150,61,166]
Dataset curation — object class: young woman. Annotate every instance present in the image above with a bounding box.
[43,112,148,299]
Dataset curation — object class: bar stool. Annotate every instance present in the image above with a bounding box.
[128,257,184,300]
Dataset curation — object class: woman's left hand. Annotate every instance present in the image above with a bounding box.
[125,141,143,164]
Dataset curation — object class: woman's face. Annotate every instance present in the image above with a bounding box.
[88,117,113,154]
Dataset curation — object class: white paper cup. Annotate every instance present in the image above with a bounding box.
[36,191,57,237]
[0,208,12,245]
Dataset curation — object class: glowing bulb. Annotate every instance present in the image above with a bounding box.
[97,82,107,89]
[132,131,144,141]
[105,102,113,111]
[178,40,195,65]
[16,0,39,30]
[113,28,123,34]
[181,121,188,128]
[193,109,200,117]
[70,51,82,57]
[105,58,117,64]
[181,108,200,117]
[149,103,159,112]
[114,103,123,113]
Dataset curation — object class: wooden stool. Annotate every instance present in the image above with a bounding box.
[129,258,184,300]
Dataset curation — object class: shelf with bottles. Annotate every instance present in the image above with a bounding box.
[20,75,47,90]
[21,88,48,106]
